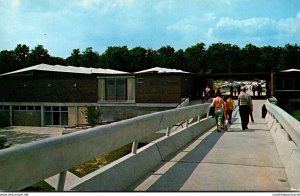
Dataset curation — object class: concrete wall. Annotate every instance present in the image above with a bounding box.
[265,102,300,190]
[0,103,210,191]
[70,117,216,191]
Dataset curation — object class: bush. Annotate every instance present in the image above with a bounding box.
[82,105,103,125]
[0,135,11,149]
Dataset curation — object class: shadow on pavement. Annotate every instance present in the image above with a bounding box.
[143,129,224,191]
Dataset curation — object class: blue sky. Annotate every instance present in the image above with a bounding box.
[0,0,300,58]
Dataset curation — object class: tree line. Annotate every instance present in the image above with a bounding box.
[0,42,299,74]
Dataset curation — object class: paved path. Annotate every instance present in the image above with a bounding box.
[132,100,290,191]
[0,126,63,146]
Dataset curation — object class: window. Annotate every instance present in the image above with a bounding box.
[0,105,9,111]
[12,106,41,111]
[98,77,135,102]
[44,106,68,126]
[278,78,296,90]
[137,78,144,84]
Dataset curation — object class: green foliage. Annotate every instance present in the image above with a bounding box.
[0,135,11,149]
[0,43,300,74]
[293,110,300,121]
[82,106,103,125]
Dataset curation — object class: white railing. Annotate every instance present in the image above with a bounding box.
[265,101,300,147]
[0,103,210,191]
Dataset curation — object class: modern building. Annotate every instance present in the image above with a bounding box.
[271,68,300,102]
[0,64,201,127]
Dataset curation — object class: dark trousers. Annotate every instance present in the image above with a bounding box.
[227,109,233,122]
[239,105,250,129]
[249,112,254,122]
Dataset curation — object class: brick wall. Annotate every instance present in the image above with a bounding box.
[135,75,181,103]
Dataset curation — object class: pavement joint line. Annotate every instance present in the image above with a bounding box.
[167,160,285,169]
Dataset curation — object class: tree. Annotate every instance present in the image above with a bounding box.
[128,46,148,72]
[81,47,101,68]
[66,49,82,67]
[278,44,300,70]
[101,46,129,71]
[14,44,29,68]
[205,43,235,73]
[184,42,206,73]
[27,45,50,66]
[240,44,261,72]
[173,49,188,71]
[0,50,17,74]
[156,45,176,68]
[258,46,281,72]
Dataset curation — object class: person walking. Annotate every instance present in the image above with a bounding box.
[238,86,253,130]
[226,95,235,124]
[212,91,227,132]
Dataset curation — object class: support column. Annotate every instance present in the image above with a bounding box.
[41,106,44,127]
[9,105,12,126]
[75,105,78,126]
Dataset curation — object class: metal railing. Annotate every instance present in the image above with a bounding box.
[0,103,210,191]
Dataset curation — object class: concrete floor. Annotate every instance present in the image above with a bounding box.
[132,100,291,191]
[0,126,64,146]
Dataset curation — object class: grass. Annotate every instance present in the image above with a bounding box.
[20,143,146,191]
[69,143,134,177]
[22,181,55,192]
[292,110,300,121]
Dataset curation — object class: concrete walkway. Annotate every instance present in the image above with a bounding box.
[132,100,291,191]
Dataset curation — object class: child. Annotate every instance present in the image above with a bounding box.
[226,95,235,124]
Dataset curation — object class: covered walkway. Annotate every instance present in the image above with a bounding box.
[132,100,290,191]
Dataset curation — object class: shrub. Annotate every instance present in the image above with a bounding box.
[82,105,103,125]
[0,135,11,149]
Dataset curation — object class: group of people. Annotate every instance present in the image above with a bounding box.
[210,86,253,131]
[250,83,263,97]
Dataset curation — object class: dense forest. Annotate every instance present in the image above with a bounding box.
[0,42,299,74]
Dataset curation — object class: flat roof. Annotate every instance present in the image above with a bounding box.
[0,63,128,76]
[135,67,189,74]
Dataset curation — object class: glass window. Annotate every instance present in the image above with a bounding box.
[61,106,68,112]
[13,106,19,111]
[20,106,26,110]
[61,112,68,125]
[284,79,295,90]
[106,78,116,100]
[35,106,41,111]
[27,106,34,111]
[99,77,135,102]
[116,78,126,100]
[53,106,60,111]
[45,112,52,125]
[44,106,68,126]
[4,106,9,110]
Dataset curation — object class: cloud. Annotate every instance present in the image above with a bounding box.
[217,17,276,30]
[278,12,300,37]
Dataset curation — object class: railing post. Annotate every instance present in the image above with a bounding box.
[56,171,67,191]
[166,126,172,137]
[186,120,189,128]
[198,114,201,122]
[132,140,138,154]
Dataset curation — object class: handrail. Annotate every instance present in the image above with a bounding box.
[0,103,210,191]
[265,101,300,147]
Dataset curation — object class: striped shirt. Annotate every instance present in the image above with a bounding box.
[238,92,253,106]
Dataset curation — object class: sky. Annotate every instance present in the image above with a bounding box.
[0,0,300,58]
